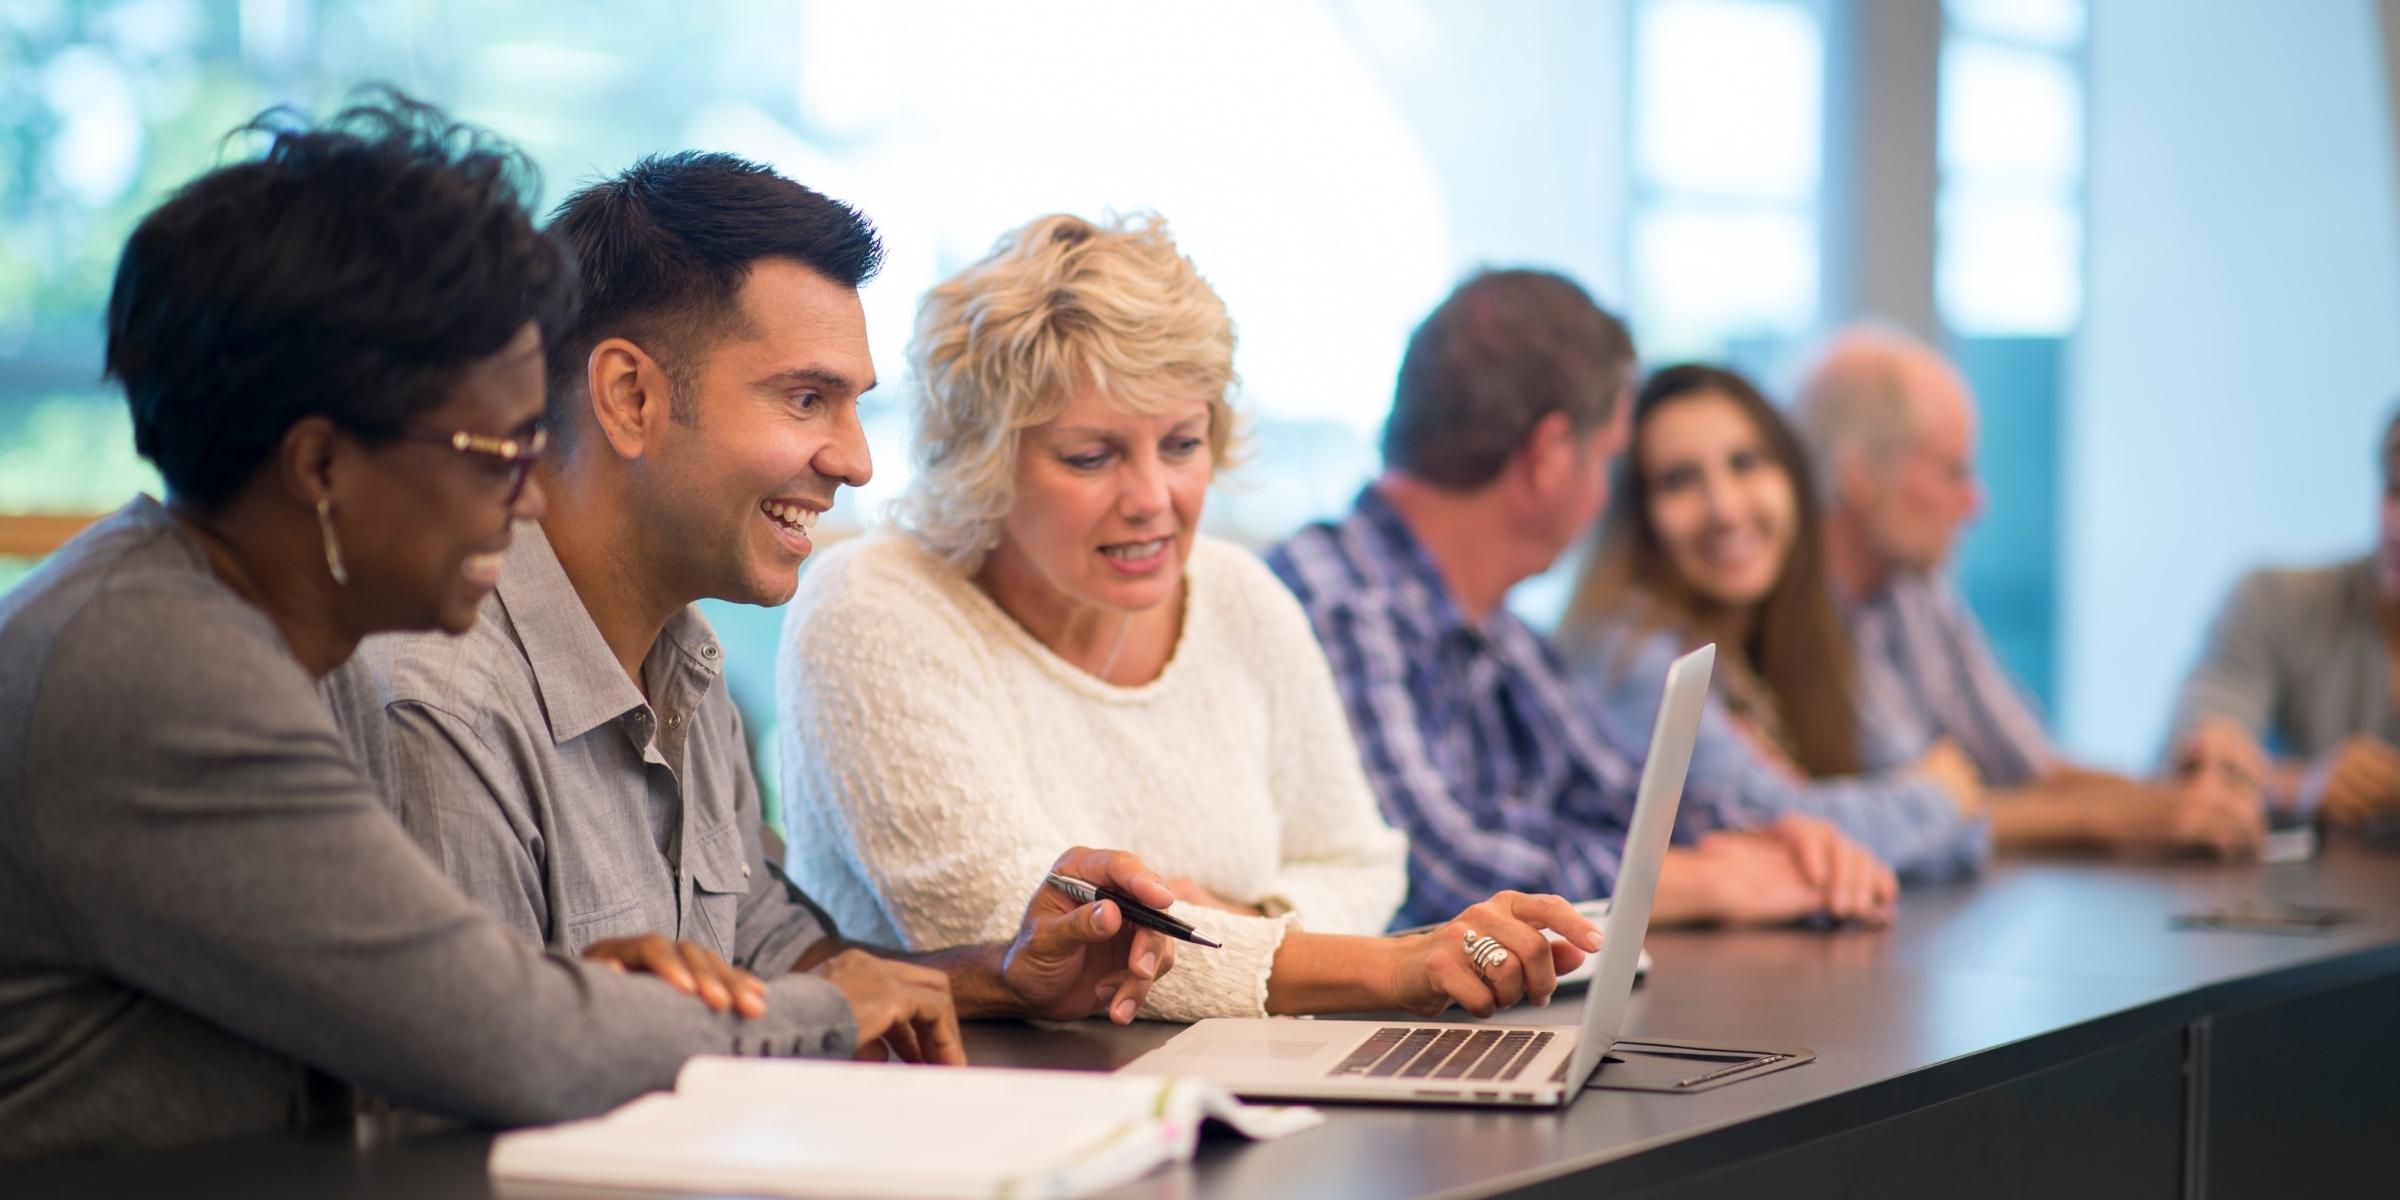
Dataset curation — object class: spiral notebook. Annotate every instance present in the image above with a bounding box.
[487,1056,1323,1199]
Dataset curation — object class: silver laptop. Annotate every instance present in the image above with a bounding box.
[1121,644,1715,1107]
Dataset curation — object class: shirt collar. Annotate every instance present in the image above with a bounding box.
[1345,484,1478,639]
[1345,486,1637,782]
[493,521,722,745]
[1844,563,1931,620]
[1344,485,1606,740]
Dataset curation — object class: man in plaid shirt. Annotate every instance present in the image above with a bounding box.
[1270,270,1898,929]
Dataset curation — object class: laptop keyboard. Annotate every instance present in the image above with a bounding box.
[1326,1027,1557,1081]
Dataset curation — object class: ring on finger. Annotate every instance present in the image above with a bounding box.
[1462,931,1509,981]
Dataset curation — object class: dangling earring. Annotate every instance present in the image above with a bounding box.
[315,497,349,586]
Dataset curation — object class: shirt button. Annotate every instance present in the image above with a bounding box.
[666,713,685,730]
[700,643,720,661]
[742,862,753,879]
[821,1031,843,1054]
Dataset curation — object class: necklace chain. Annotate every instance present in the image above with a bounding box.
[1095,613,1133,680]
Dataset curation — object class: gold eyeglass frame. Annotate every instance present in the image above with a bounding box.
[397,424,548,504]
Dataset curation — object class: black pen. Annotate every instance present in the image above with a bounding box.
[1044,872,1222,949]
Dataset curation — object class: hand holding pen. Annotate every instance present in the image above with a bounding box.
[996,847,1191,1024]
[1045,872,1225,949]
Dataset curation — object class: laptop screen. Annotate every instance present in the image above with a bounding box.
[1563,643,1715,1092]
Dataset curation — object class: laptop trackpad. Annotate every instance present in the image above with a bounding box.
[1178,1039,1335,1061]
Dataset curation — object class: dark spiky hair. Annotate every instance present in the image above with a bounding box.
[541,151,882,442]
[106,85,574,508]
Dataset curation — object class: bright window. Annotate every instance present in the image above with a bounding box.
[4,0,1579,540]
[1634,0,1822,203]
[1626,0,1824,362]
[1936,0,2086,336]
[1628,205,1819,355]
[1943,0,2085,50]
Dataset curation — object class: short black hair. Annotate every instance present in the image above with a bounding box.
[105,87,574,509]
[1381,269,1636,489]
[542,152,884,442]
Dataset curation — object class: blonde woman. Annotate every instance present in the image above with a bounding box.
[778,214,1599,1023]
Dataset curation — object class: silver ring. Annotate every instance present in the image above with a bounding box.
[1462,930,1509,981]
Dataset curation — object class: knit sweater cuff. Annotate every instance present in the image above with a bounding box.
[1135,905,1299,1021]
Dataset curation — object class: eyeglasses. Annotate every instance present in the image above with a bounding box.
[397,424,548,506]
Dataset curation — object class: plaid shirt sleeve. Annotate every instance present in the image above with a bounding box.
[1307,595,1627,926]
[1583,625,1988,881]
[1920,576,2062,789]
[1690,702,1990,880]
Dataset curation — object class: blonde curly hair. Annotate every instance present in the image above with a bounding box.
[895,212,1241,569]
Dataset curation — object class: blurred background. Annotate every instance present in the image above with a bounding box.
[4,0,2395,800]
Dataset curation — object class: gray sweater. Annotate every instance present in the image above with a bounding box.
[0,498,855,1162]
[2166,556,2395,763]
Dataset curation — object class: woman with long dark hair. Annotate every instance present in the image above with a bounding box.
[1559,363,1987,880]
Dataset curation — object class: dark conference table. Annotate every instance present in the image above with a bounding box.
[17,840,2400,1199]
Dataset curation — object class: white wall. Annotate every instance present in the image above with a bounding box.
[2063,0,2400,766]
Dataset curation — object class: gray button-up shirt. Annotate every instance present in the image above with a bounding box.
[2168,556,2395,766]
[332,522,831,976]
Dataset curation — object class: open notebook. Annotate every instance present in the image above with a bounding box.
[487,1056,1323,1199]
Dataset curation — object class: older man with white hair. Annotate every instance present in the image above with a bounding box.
[1793,328,2263,857]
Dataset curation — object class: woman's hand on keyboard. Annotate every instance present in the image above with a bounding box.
[1385,892,1604,1018]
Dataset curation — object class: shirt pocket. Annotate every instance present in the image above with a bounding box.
[561,895,651,954]
[686,821,752,963]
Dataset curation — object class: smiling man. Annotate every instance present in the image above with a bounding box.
[331,154,1179,1061]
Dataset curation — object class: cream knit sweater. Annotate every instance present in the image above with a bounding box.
[776,530,1408,1021]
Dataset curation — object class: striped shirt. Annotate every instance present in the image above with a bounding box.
[1574,618,1989,881]
[1845,570,2059,790]
[1267,486,1696,927]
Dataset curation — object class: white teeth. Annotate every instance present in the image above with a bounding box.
[462,552,504,582]
[1100,538,1170,561]
[761,501,818,535]
[1700,532,1762,565]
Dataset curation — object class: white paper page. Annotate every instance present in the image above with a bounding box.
[492,1058,1320,1200]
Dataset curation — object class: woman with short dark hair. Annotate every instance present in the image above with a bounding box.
[0,92,862,1162]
